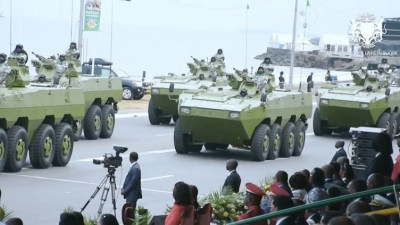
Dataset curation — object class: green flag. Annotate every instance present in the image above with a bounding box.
[247,4,249,9]
[84,0,102,31]
[306,0,310,7]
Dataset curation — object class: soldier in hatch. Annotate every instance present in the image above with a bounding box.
[0,53,11,83]
[65,42,80,60]
[10,44,28,65]
[213,48,225,62]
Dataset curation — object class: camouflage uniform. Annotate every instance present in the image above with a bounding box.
[65,42,80,60]
[10,52,27,65]
[0,62,11,80]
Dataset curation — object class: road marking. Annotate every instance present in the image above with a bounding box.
[116,113,147,119]
[156,133,173,137]
[306,132,314,136]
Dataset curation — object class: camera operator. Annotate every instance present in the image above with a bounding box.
[121,152,142,210]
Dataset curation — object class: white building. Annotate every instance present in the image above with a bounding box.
[318,34,363,58]
[268,33,319,52]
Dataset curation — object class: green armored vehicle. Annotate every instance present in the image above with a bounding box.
[314,64,400,137]
[173,68,313,161]
[148,56,227,125]
[31,54,122,141]
[0,58,84,172]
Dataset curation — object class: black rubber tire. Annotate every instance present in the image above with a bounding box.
[148,98,161,125]
[133,91,144,100]
[189,144,203,153]
[100,104,115,139]
[4,126,28,172]
[174,118,189,154]
[173,115,179,123]
[0,129,8,171]
[268,123,281,160]
[250,124,270,161]
[29,124,55,169]
[160,117,172,125]
[280,122,295,158]
[389,112,399,139]
[313,108,324,136]
[293,121,306,156]
[204,143,218,151]
[52,123,74,167]
[72,119,82,141]
[377,112,391,135]
[122,87,133,100]
[83,105,102,140]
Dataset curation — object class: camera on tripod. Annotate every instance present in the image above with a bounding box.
[93,145,128,168]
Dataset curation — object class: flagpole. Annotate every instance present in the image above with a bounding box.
[110,0,114,62]
[245,4,248,68]
[78,0,84,64]
[9,0,12,53]
[289,0,298,90]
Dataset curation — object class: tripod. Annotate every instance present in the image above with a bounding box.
[81,166,118,216]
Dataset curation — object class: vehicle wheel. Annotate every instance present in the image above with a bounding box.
[204,143,218,151]
[122,87,133,100]
[133,91,144,100]
[250,124,270,161]
[100,104,115,139]
[280,122,295,157]
[267,123,281,160]
[313,108,325,136]
[173,115,179,123]
[376,112,391,135]
[84,105,102,140]
[293,121,306,156]
[389,112,399,138]
[4,126,28,172]
[148,98,161,125]
[0,129,8,171]
[174,118,189,154]
[160,117,171,125]
[52,123,74,167]
[72,119,82,141]
[29,124,55,169]
[189,144,203,153]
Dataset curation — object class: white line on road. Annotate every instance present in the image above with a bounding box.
[156,133,173,137]
[306,132,314,136]
[116,113,148,119]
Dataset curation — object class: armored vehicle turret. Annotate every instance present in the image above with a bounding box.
[173,68,312,161]
[148,56,227,125]
[314,64,400,137]
[0,58,85,172]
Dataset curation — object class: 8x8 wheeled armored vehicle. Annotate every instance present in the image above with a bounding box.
[148,56,227,125]
[314,64,400,137]
[0,58,85,172]
[174,68,312,161]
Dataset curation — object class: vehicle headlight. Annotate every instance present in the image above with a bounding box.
[152,88,159,94]
[320,99,329,105]
[229,112,240,119]
[360,103,369,109]
[180,107,191,114]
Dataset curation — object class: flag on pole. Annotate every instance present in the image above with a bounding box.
[247,4,249,10]
[306,0,310,7]
[84,0,102,31]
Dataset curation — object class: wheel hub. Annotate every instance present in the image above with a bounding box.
[16,138,26,160]
[43,136,53,157]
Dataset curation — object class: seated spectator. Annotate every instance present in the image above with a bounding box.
[329,162,342,184]
[366,132,393,179]
[260,183,290,213]
[346,200,370,217]
[304,187,328,224]
[5,217,23,225]
[59,212,77,225]
[166,181,194,225]
[370,214,391,225]
[289,172,308,200]
[97,214,119,225]
[320,211,343,225]
[273,170,293,197]
[309,167,325,189]
[327,216,355,225]
[367,173,395,210]
[291,198,308,225]
[323,164,348,194]
[239,183,267,224]
[270,195,296,225]
[189,185,200,210]
[326,186,343,211]
[337,157,355,186]
[71,211,84,225]
[350,213,376,225]
[300,169,313,191]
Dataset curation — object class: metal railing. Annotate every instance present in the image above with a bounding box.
[228,185,400,225]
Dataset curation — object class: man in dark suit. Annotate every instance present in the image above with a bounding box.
[331,140,347,163]
[222,159,241,193]
[121,152,142,209]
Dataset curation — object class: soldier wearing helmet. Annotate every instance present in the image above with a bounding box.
[10,44,28,65]
[213,48,225,62]
[378,58,390,73]
[0,53,11,83]
[260,57,273,70]
[56,54,67,74]
[66,42,80,60]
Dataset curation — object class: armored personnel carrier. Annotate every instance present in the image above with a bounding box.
[314,64,400,137]
[148,56,227,125]
[31,54,122,141]
[173,68,312,161]
[0,58,85,172]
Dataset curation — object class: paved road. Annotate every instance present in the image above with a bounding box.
[0,106,352,225]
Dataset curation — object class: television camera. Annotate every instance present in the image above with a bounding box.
[93,145,128,168]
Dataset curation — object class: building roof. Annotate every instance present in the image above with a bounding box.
[319,34,350,45]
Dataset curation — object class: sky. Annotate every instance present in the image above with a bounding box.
[0,0,399,77]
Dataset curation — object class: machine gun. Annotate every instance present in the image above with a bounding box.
[191,56,202,66]
[32,52,53,64]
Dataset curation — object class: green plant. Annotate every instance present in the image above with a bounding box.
[0,205,13,221]
[260,176,274,194]
[130,206,152,225]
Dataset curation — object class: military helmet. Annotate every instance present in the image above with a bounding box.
[217,49,223,54]
[382,58,387,64]
[264,57,271,63]
[70,42,77,49]
[211,57,216,62]
[0,53,6,63]
[59,54,66,61]
[257,66,265,73]
[16,44,23,49]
